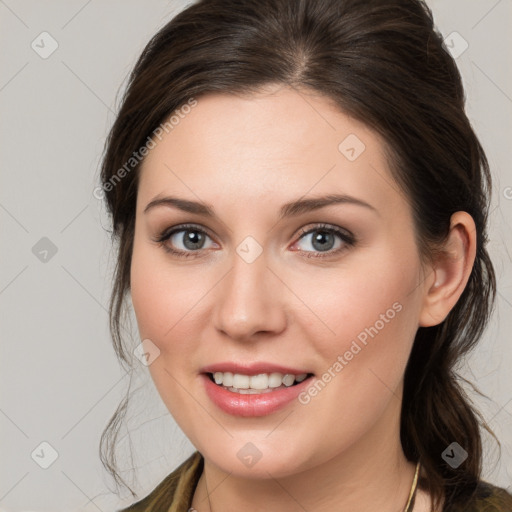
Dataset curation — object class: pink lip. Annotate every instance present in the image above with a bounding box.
[200,361,310,376]
[201,373,314,417]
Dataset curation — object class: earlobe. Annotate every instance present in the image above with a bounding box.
[418,212,476,327]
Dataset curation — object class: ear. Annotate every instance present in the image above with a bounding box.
[418,211,477,327]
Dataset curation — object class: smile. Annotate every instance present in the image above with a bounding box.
[208,371,310,393]
[200,365,315,417]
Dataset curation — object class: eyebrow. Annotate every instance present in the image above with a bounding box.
[143,193,379,219]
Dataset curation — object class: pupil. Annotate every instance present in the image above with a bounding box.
[184,230,204,250]
[312,231,334,251]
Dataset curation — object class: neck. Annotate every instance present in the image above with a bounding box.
[192,392,421,512]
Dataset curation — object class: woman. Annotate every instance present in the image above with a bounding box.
[98,0,512,510]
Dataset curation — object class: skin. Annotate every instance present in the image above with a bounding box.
[130,85,476,512]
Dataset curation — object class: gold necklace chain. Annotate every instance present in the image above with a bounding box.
[403,461,421,512]
[205,461,421,512]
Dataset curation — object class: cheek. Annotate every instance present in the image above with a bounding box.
[287,248,421,456]
[129,239,207,422]
[130,236,205,353]
[302,241,422,390]
[317,244,418,325]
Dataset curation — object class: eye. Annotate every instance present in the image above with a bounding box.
[153,224,218,258]
[292,223,355,258]
[153,222,356,259]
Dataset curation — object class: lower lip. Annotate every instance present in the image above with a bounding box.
[201,373,313,417]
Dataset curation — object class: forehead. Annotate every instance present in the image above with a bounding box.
[137,87,404,220]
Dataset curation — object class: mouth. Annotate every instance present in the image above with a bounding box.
[199,361,316,416]
[205,371,315,394]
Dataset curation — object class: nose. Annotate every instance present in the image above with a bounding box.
[212,247,287,342]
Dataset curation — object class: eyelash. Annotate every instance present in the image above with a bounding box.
[152,223,356,260]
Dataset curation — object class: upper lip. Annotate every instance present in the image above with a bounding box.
[200,362,313,376]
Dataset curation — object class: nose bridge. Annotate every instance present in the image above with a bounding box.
[213,240,285,340]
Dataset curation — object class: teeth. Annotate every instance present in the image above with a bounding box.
[268,372,282,388]
[282,374,295,386]
[223,372,233,387]
[233,374,250,389]
[250,373,268,390]
[211,371,309,390]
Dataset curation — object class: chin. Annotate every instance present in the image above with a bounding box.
[197,437,317,479]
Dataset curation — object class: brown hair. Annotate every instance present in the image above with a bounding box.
[98,0,498,509]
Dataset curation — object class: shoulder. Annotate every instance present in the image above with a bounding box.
[117,451,203,512]
[445,481,512,512]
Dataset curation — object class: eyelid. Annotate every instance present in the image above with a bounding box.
[294,222,354,242]
[155,223,216,243]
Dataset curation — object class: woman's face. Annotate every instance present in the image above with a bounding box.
[130,85,431,478]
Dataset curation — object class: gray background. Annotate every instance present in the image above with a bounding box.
[0,1,511,510]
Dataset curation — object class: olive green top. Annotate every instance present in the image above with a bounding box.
[118,451,512,512]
